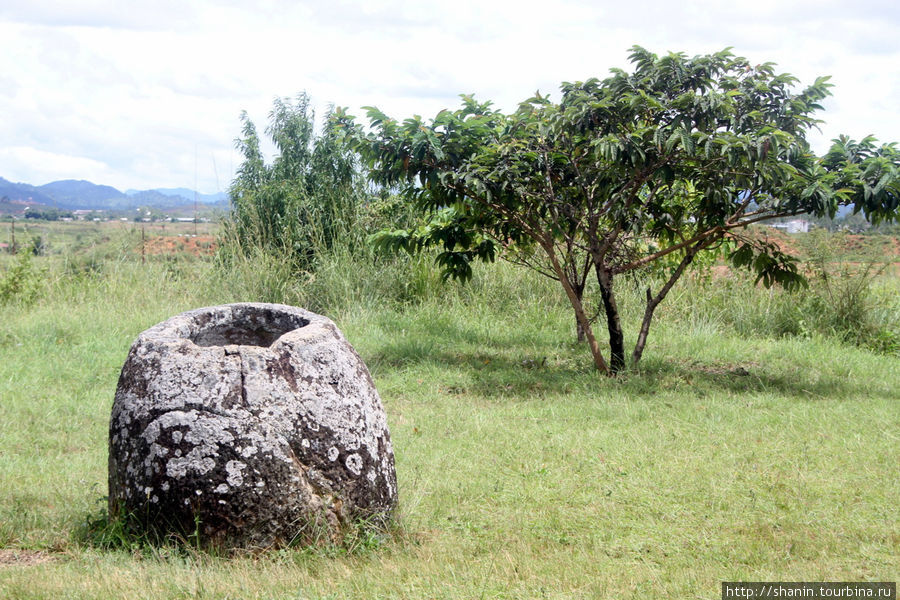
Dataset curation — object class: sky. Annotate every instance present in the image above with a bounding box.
[1,0,898,195]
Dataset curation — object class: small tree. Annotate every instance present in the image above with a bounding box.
[336,47,899,373]
[224,93,368,270]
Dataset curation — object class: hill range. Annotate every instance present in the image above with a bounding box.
[0,177,228,214]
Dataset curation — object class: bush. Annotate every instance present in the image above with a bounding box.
[0,252,44,306]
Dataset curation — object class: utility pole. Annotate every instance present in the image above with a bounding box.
[194,191,198,237]
[10,217,16,255]
[141,224,146,265]
[194,145,199,237]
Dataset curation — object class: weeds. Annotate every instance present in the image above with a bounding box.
[76,504,154,554]
[75,501,399,562]
[648,231,900,356]
[801,231,899,353]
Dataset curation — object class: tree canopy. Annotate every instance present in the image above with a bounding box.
[336,47,899,373]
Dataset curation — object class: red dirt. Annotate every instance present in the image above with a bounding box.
[708,230,900,279]
[141,235,217,256]
[769,231,900,258]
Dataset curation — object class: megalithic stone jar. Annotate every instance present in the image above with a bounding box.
[108,303,397,548]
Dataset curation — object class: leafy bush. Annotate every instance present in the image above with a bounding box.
[0,251,44,305]
[30,234,47,256]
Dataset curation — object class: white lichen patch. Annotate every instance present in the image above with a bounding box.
[327,447,339,462]
[182,416,236,446]
[225,460,247,487]
[215,484,229,494]
[345,454,362,476]
[166,455,215,479]
[140,410,198,444]
[146,443,169,462]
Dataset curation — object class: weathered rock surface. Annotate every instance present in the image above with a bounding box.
[108,303,397,548]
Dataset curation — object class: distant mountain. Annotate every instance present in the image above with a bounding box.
[38,179,127,209]
[0,177,56,206]
[1,176,229,211]
[139,188,228,204]
[127,189,194,209]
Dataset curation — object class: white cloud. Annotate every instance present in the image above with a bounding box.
[0,0,202,31]
[0,0,898,193]
[0,146,115,185]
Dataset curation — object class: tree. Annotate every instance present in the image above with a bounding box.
[224,93,368,270]
[24,207,73,221]
[335,47,900,374]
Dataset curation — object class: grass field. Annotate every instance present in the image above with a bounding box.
[0,223,898,599]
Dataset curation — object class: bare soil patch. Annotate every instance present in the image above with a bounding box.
[749,229,900,259]
[710,231,900,279]
[0,549,57,568]
[142,235,217,256]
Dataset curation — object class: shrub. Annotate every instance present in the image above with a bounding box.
[0,251,44,306]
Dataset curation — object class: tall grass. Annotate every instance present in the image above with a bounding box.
[3,225,897,360]
[651,234,900,357]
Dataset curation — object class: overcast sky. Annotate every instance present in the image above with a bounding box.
[1,0,898,194]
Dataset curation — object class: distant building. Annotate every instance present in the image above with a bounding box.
[73,209,105,220]
[769,219,810,234]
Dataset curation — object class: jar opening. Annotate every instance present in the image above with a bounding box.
[189,307,308,347]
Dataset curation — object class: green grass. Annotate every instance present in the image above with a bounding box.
[0,229,898,598]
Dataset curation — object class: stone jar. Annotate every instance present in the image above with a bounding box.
[108,303,397,548]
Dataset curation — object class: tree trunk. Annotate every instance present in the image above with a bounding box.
[596,268,625,373]
[631,287,659,367]
[631,251,697,366]
[573,282,586,343]
[543,242,608,373]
